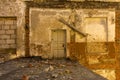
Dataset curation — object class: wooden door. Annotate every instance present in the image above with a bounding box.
[51,29,66,58]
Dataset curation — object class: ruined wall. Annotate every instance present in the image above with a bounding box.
[83,10,116,80]
[0,17,17,53]
[0,0,26,60]
[25,1,120,80]
[30,9,115,54]
[0,0,119,79]
[30,8,71,58]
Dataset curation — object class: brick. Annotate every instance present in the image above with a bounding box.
[0,45,2,48]
[6,39,15,44]
[0,35,10,39]
[0,40,6,44]
[0,25,2,29]
[0,20,4,24]
[13,20,17,25]
[9,44,16,48]
[6,30,14,34]
[0,30,5,34]
[5,20,14,25]
[2,25,10,30]
[10,25,16,29]
[10,35,16,39]
[1,44,10,48]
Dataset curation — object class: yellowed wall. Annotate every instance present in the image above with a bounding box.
[29,8,116,80]
[30,8,115,58]
[30,8,72,58]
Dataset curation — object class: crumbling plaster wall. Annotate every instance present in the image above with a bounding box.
[0,0,26,59]
[76,9,115,43]
[83,9,115,65]
[30,8,115,58]
[29,8,115,79]
[30,8,71,58]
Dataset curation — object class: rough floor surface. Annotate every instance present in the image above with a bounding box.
[0,57,107,80]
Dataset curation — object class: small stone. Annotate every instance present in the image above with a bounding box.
[52,73,58,78]
[59,64,66,67]
[49,65,54,71]
[0,73,2,76]
[59,72,63,75]
[65,69,72,74]
[68,76,73,80]
[28,63,33,68]
[22,75,29,80]
[44,67,49,72]
[62,76,65,79]
[21,65,25,68]
[44,65,54,72]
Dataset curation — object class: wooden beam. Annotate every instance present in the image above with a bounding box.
[58,18,87,37]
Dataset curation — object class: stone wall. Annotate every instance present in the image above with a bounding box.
[0,18,16,49]
[0,0,26,59]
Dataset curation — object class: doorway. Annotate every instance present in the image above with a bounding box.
[51,29,66,58]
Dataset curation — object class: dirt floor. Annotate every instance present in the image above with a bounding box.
[0,57,107,80]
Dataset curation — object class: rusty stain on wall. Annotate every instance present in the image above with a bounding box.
[87,42,108,53]
[67,42,87,65]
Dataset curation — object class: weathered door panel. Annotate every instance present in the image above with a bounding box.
[51,30,66,58]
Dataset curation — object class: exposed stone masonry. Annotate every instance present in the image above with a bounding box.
[0,18,16,49]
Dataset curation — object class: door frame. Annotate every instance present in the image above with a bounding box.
[51,29,67,58]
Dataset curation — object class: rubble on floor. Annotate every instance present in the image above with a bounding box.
[0,57,107,80]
